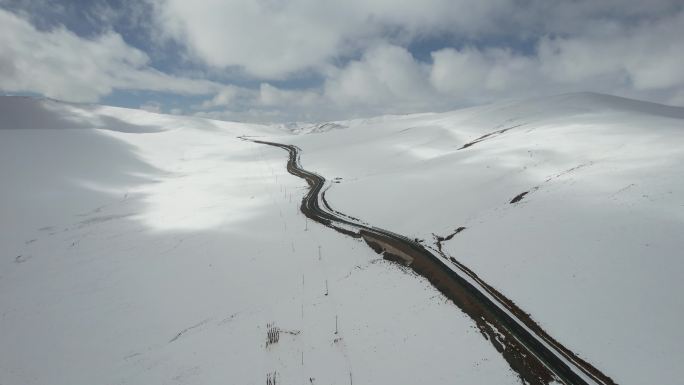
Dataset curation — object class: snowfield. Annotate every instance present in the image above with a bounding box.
[273,93,684,384]
[0,97,517,385]
[1,93,683,384]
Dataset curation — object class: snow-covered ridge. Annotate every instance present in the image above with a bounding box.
[276,121,348,135]
[0,95,275,134]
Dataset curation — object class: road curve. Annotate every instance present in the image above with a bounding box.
[244,137,617,385]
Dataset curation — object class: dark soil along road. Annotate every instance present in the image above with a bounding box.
[244,137,617,385]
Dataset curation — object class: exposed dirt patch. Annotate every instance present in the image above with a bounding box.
[363,233,414,266]
[544,162,594,183]
[510,191,530,204]
[169,318,210,343]
[459,124,524,150]
[510,162,595,205]
[433,227,467,258]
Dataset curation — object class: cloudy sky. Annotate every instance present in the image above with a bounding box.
[1,0,683,122]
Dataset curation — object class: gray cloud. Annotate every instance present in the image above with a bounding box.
[150,0,683,77]
[150,0,684,120]
[1,1,683,121]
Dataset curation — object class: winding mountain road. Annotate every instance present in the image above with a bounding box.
[244,137,617,385]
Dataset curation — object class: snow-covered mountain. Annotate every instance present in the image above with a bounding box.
[1,93,682,385]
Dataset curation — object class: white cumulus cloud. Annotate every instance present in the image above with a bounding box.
[0,8,221,103]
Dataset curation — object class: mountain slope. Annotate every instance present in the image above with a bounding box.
[275,92,684,385]
[0,96,519,385]
[1,93,682,385]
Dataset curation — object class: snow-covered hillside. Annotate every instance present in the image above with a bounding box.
[0,97,518,385]
[273,92,684,385]
[1,93,683,385]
